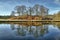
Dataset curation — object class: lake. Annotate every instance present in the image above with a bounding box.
[0,22,60,40]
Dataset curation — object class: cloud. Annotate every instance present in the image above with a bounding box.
[55,0,60,2]
[54,0,60,5]
[49,9,60,15]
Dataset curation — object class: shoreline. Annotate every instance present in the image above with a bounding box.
[0,20,60,22]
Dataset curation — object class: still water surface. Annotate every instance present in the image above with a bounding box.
[0,22,60,40]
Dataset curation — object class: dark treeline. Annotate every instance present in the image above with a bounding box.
[0,16,11,19]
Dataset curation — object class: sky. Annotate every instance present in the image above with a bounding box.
[0,0,60,16]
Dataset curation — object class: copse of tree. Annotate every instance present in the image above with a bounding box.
[11,4,49,16]
[53,11,60,21]
[57,11,60,14]
[54,11,60,15]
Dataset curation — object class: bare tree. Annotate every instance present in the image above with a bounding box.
[11,11,15,17]
[21,5,26,15]
[28,7,34,16]
[33,4,40,15]
[15,6,21,16]
[40,6,49,16]
[13,4,49,16]
[15,5,26,16]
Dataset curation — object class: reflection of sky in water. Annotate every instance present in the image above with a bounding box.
[0,24,60,40]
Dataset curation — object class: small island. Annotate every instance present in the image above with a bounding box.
[0,4,60,22]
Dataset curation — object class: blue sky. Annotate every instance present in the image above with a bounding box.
[0,0,60,16]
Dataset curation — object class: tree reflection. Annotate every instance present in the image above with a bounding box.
[10,22,49,38]
[17,25,26,36]
[10,23,15,30]
[34,26,39,38]
[53,22,60,29]
[29,26,32,34]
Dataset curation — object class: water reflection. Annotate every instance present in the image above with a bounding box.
[10,22,48,37]
[0,22,60,40]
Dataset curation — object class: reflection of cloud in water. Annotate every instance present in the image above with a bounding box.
[41,31,60,40]
[39,25,60,40]
[0,22,60,40]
